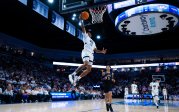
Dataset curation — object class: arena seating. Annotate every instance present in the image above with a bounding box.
[0,43,179,104]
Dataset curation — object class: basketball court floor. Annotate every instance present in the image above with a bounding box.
[0,99,179,112]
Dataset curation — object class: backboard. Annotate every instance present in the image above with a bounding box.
[59,0,123,14]
[152,75,165,82]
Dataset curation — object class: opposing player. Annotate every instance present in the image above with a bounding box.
[163,87,167,100]
[149,79,160,109]
[102,66,115,112]
[69,15,107,86]
[131,81,138,101]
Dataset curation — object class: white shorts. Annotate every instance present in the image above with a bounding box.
[132,91,138,94]
[125,92,128,96]
[152,91,159,97]
[81,50,94,65]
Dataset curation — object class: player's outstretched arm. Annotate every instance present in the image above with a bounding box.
[79,15,86,33]
[112,73,115,83]
[94,48,107,54]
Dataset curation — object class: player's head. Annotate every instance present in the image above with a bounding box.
[106,65,111,71]
[156,79,160,82]
[87,32,92,38]
[133,80,136,84]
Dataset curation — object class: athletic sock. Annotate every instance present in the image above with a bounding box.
[106,103,109,111]
[77,76,82,80]
[109,103,113,112]
[72,72,77,76]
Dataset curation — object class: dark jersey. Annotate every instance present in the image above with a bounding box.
[102,72,113,93]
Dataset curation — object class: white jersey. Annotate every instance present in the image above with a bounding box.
[150,82,159,96]
[131,84,138,94]
[163,88,167,95]
[124,87,129,95]
[82,33,96,53]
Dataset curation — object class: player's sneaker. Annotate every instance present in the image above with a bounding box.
[68,74,74,84]
[157,106,159,109]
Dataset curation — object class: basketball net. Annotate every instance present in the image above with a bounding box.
[89,5,106,24]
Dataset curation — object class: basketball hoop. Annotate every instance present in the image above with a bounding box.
[89,5,106,24]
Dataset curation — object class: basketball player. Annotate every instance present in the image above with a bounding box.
[124,86,129,99]
[131,81,138,101]
[102,66,115,112]
[69,15,107,86]
[163,87,168,100]
[149,79,160,109]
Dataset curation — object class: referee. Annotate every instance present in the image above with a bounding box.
[101,65,115,112]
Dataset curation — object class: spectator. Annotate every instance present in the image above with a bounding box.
[3,85,13,103]
[0,86,3,103]
[71,86,77,100]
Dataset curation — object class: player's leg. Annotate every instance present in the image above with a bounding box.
[124,93,126,99]
[126,93,128,100]
[72,64,86,76]
[132,94,135,102]
[105,93,110,112]
[79,64,92,78]
[164,94,165,100]
[68,64,86,84]
[69,51,91,85]
[75,63,91,82]
[69,50,88,84]
[72,54,92,75]
[73,62,92,86]
[153,95,159,108]
[78,51,93,79]
[108,91,114,112]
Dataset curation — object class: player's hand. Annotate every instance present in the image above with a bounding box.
[101,48,107,54]
[104,77,107,80]
[112,79,115,83]
[79,14,82,20]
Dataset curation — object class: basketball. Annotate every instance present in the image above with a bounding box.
[81,11,89,20]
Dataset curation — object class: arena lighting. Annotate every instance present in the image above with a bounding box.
[96,35,101,39]
[78,21,82,26]
[72,17,75,20]
[48,0,54,4]
[53,62,105,68]
[53,62,179,69]
[73,13,77,17]
[111,63,159,69]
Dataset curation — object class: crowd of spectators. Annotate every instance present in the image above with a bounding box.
[0,43,179,104]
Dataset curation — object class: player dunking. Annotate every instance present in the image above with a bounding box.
[149,79,160,109]
[69,15,107,86]
[102,66,115,112]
